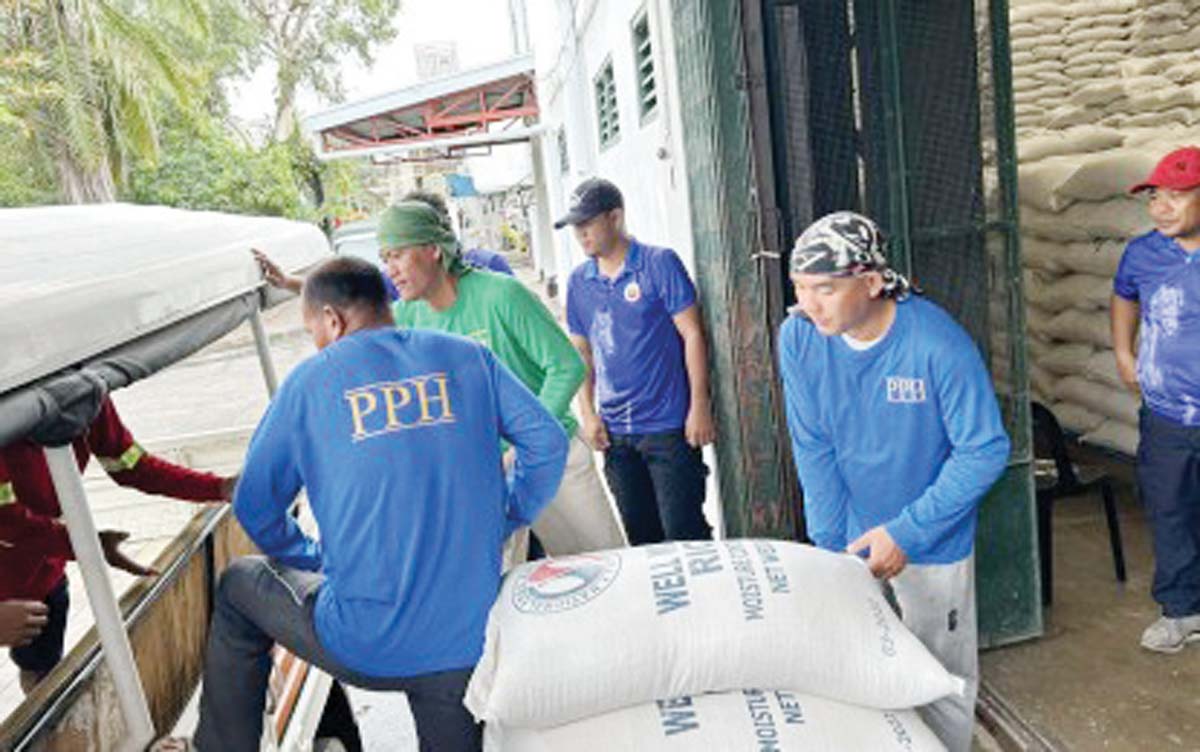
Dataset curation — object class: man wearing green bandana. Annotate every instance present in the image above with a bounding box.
[378,200,626,556]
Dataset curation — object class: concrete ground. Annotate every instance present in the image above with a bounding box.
[979,453,1200,751]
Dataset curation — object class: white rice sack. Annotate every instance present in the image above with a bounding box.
[1044,308,1112,348]
[1047,273,1112,311]
[1011,3,1067,25]
[1064,14,1129,36]
[1012,33,1065,53]
[1019,156,1083,212]
[1050,401,1106,433]
[1068,80,1126,109]
[1045,104,1106,129]
[1094,38,1134,53]
[1028,336,1052,362]
[1123,78,1199,111]
[1118,57,1167,77]
[1056,149,1159,203]
[1087,0,1135,11]
[1022,268,1055,310]
[1026,303,1056,340]
[1012,50,1038,68]
[1033,70,1073,87]
[1030,362,1058,397]
[1139,1,1187,21]
[483,690,947,752]
[1084,349,1125,390]
[1066,63,1104,79]
[1163,62,1200,84]
[1023,237,1066,273]
[1145,27,1200,54]
[1131,19,1189,41]
[1039,342,1093,377]
[465,540,965,728]
[1054,375,1140,424]
[1122,108,1197,130]
[1018,126,1124,162]
[1065,48,1124,67]
[1083,419,1139,455]
[1020,198,1151,242]
[1057,240,1125,277]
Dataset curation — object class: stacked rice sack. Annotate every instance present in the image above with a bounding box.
[1013,128,1200,454]
[467,540,955,751]
[1009,0,1200,134]
[1003,0,1200,453]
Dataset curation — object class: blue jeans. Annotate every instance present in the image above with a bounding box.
[603,430,711,545]
[195,556,480,752]
[1137,407,1200,618]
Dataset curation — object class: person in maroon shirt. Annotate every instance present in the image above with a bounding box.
[0,397,235,691]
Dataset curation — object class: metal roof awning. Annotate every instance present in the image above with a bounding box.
[304,54,540,161]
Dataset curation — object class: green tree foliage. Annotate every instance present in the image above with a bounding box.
[125,114,309,217]
[124,111,369,221]
[241,0,400,141]
[0,0,211,203]
[0,0,384,213]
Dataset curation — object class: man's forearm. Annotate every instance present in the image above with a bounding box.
[682,329,712,411]
[571,337,601,419]
[1110,294,1139,357]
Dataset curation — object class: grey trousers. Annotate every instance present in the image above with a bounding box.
[889,554,978,752]
[194,556,481,752]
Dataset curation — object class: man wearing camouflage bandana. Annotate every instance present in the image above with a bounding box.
[778,211,1010,751]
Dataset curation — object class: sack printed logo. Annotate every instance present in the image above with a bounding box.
[512,553,621,614]
[623,281,642,303]
[886,376,926,404]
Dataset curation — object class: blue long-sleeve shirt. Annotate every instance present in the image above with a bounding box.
[234,327,567,678]
[778,296,1010,564]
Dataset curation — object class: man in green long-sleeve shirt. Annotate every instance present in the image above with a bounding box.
[380,200,626,556]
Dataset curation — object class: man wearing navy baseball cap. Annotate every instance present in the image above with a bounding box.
[1115,146,1200,653]
[559,178,716,546]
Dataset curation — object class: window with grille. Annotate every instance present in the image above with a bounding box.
[631,9,658,121]
[594,58,620,149]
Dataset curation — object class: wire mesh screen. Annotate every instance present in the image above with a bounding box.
[760,0,1026,451]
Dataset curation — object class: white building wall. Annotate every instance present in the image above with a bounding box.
[529,0,695,289]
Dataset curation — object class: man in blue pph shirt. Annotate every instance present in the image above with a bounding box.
[779,212,1010,752]
[190,257,568,751]
[1115,147,1200,654]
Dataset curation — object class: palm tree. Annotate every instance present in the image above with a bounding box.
[1,0,208,203]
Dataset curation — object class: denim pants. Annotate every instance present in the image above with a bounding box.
[194,556,481,752]
[1137,406,1200,618]
[603,430,711,545]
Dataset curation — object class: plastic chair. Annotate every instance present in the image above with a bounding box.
[1030,401,1127,606]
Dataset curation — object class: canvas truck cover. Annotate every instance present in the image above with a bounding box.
[0,203,331,446]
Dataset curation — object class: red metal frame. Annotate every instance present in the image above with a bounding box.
[321,72,539,155]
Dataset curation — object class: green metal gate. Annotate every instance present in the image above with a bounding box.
[672,0,1041,646]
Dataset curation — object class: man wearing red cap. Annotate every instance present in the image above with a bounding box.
[1116,146,1200,653]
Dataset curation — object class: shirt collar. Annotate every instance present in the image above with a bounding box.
[583,238,643,281]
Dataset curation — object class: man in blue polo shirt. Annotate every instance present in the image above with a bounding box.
[561,178,715,545]
[1115,147,1200,654]
[182,257,567,751]
[779,212,1010,751]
